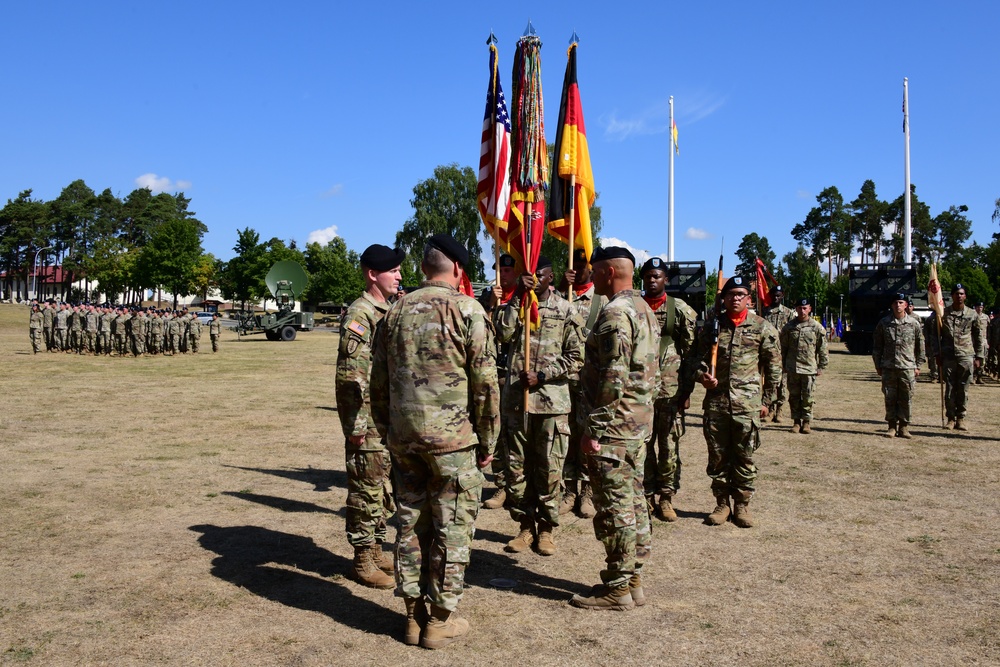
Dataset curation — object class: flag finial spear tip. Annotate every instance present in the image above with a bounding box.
[569,30,580,45]
[523,20,536,37]
[487,30,498,45]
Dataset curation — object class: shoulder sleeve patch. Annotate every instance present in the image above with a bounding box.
[347,320,367,337]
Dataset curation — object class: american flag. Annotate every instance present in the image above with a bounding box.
[477,44,512,246]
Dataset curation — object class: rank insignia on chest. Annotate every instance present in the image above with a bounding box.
[347,320,367,337]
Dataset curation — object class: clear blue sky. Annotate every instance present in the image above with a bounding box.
[2,1,998,271]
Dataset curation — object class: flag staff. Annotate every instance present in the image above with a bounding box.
[903,77,912,266]
[566,31,579,302]
[489,31,501,286]
[668,96,675,261]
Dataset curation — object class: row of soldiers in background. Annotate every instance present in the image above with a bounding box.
[926,301,997,385]
[27,300,223,356]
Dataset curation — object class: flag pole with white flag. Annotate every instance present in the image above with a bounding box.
[668,96,676,261]
[903,77,912,266]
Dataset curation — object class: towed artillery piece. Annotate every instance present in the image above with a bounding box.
[235,261,314,341]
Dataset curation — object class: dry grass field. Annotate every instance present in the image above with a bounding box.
[1,302,998,666]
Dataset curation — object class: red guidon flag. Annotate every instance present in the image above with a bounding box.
[546,42,595,263]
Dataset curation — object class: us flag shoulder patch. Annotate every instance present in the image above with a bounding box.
[347,320,367,337]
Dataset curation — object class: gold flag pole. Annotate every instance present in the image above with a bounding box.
[566,174,576,302]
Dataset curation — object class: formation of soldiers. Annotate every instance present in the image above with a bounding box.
[27,300,224,356]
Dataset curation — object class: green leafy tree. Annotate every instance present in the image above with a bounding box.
[0,190,52,300]
[734,233,776,278]
[884,184,933,265]
[301,238,364,307]
[782,244,826,306]
[849,180,888,264]
[220,228,270,310]
[139,216,204,308]
[792,186,849,282]
[50,179,97,293]
[190,253,218,303]
[396,164,485,282]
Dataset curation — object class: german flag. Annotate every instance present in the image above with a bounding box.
[546,42,595,263]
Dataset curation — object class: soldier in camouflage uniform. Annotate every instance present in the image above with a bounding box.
[559,248,607,519]
[97,306,112,355]
[497,256,584,556]
[69,305,83,353]
[336,244,404,590]
[873,293,925,438]
[779,298,829,434]
[149,310,164,354]
[29,303,44,353]
[41,301,54,351]
[188,313,202,353]
[209,312,222,352]
[695,275,781,529]
[166,311,181,355]
[940,284,984,431]
[133,309,148,356]
[973,303,989,384]
[84,305,98,354]
[570,246,658,612]
[923,312,941,382]
[989,311,1000,379]
[112,307,128,356]
[761,285,795,423]
[371,234,499,649]
[54,303,70,351]
[639,257,697,522]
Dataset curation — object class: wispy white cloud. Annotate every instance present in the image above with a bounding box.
[321,183,344,198]
[307,225,339,245]
[602,90,727,142]
[135,173,191,193]
[685,227,713,240]
[796,189,813,200]
[599,236,651,265]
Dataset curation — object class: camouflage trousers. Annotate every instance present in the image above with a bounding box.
[43,326,53,350]
[150,334,162,354]
[943,357,973,420]
[189,334,199,353]
[83,331,96,353]
[644,399,684,497]
[505,412,569,527]
[703,411,761,494]
[97,332,110,354]
[211,334,219,353]
[562,389,590,483]
[880,368,915,425]
[132,334,145,356]
[587,438,650,588]
[169,333,180,353]
[772,371,788,410]
[54,329,67,351]
[70,330,83,352]
[345,440,394,547]
[974,344,989,381]
[391,445,483,612]
[29,329,43,353]
[787,373,818,422]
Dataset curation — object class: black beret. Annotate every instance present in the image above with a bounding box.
[640,257,666,277]
[493,253,515,269]
[892,292,907,301]
[360,244,406,272]
[796,298,809,307]
[951,283,965,293]
[720,275,750,294]
[975,301,984,307]
[428,233,469,268]
[536,255,552,270]
[591,246,635,265]
[572,248,589,265]
[771,285,784,294]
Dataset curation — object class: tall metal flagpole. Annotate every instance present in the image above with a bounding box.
[903,77,912,266]
[668,96,675,261]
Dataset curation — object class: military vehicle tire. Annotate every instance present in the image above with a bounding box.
[265,330,279,341]
[280,326,297,342]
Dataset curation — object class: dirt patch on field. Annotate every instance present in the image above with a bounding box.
[1,304,997,666]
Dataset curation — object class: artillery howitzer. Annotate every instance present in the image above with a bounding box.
[235,261,315,341]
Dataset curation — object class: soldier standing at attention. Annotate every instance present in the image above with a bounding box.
[923,312,941,382]
[872,293,925,439]
[84,305,99,354]
[149,310,163,354]
[69,305,83,353]
[761,285,795,424]
[940,284,984,431]
[336,244,405,590]
[973,302,989,384]
[29,303,44,353]
[570,246,658,612]
[97,306,112,355]
[497,256,583,556]
[639,257,697,522]
[41,301,54,351]
[166,310,180,355]
[695,276,781,528]
[54,302,70,351]
[371,234,498,649]
[209,313,222,352]
[188,313,202,353]
[112,307,128,356]
[779,298,829,434]
[559,248,606,520]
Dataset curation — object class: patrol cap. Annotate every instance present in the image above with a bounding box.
[892,292,907,301]
[720,275,750,295]
[640,256,666,277]
[536,255,552,271]
[492,253,516,270]
[427,233,469,268]
[795,298,809,307]
[359,244,406,272]
[951,283,965,294]
[591,246,635,266]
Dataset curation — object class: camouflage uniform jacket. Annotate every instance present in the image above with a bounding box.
[695,312,781,416]
[85,310,99,332]
[150,316,163,336]
[580,289,659,443]
[42,306,54,328]
[569,284,608,339]
[371,280,499,457]
[55,309,69,329]
[497,289,584,415]
[209,319,222,336]
[69,309,83,331]
[98,312,112,333]
[779,317,829,375]
[29,309,43,329]
[923,314,941,356]
[113,314,128,335]
[189,318,202,337]
[335,291,389,443]
[976,312,990,352]
[762,302,795,333]
[166,315,179,336]
[873,313,926,369]
[941,305,984,359]
[650,295,698,404]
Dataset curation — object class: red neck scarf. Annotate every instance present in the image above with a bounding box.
[574,282,594,297]
[500,286,516,304]
[643,293,667,311]
[727,308,749,327]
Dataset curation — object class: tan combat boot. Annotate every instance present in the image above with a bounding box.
[536,522,557,556]
[351,546,394,589]
[731,490,755,528]
[705,494,731,525]
[954,418,968,431]
[789,420,801,434]
[482,487,506,510]
[800,420,811,434]
[570,582,635,611]
[885,422,897,438]
[403,597,428,646]
[946,418,955,429]
[420,605,470,649]
[370,542,394,575]
[505,519,535,553]
[658,493,678,522]
[771,405,783,424]
[628,572,646,607]
[898,424,913,439]
[577,482,597,518]
[558,480,578,516]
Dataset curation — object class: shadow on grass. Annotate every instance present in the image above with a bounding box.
[315,405,338,412]
[190,524,399,637]
[465,548,590,601]
[223,465,346,491]
[223,491,342,515]
[820,416,885,426]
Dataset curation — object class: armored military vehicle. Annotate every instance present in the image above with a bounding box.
[235,261,314,341]
[842,263,920,355]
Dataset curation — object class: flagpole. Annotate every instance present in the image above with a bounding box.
[524,201,533,428]
[668,96,675,262]
[903,77,912,266]
[567,174,576,302]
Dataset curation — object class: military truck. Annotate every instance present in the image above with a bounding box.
[235,261,315,341]
[842,263,919,355]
